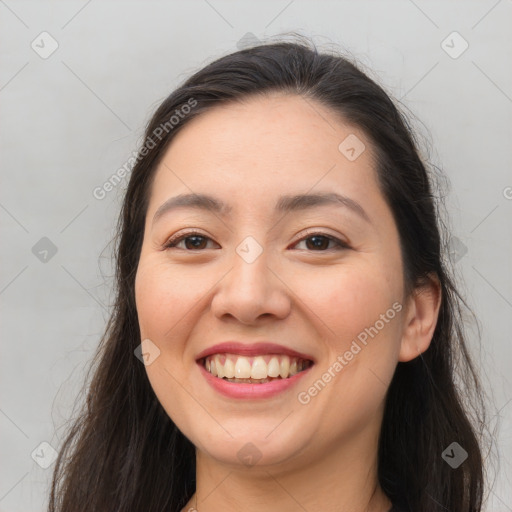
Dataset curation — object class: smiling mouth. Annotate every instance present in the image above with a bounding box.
[200,353,314,384]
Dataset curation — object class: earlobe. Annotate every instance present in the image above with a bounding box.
[398,272,442,363]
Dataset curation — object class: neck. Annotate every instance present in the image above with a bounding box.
[181,414,392,512]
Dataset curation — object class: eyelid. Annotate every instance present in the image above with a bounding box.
[163,229,216,249]
[163,228,350,251]
[291,228,350,250]
[293,227,348,244]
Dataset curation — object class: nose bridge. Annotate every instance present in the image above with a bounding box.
[231,233,273,299]
[211,234,290,323]
[235,234,266,266]
[234,234,270,286]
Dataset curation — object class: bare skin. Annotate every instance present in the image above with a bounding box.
[134,93,441,512]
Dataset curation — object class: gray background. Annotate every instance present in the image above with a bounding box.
[1,1,511,510]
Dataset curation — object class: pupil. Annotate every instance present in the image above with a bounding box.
[186,236,206,249]
[184,235,329,250]
[307,236,328,250]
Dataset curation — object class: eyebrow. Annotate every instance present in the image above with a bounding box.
[152,192,371,225]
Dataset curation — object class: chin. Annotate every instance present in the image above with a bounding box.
[188,421,313,469]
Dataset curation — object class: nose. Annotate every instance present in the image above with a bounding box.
[210,242,292,325]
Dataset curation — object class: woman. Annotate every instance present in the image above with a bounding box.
[48,36,488,512]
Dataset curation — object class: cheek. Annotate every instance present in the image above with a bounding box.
[296,261,401,349]
[135,265,171,340]
[134,261,206,429]
[135,260,206,342]
[296,261,402,399]
[306,261,402,381]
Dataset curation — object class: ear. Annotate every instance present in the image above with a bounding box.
[398,272,442,362]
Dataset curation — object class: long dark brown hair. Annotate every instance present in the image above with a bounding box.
[48,35,493,512]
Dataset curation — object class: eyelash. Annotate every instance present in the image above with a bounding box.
[162,229,350,252]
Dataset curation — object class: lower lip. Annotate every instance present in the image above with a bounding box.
[197,361,313,399]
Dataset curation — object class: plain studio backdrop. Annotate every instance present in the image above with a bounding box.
[1,1,511,510]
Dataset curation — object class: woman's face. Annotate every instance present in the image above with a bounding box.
[135,94,408,469]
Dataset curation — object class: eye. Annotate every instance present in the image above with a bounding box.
[163,232,218,251]
[163,230,350,252]
[291,231,349,251]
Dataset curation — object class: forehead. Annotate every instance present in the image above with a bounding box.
[148,93,384,220]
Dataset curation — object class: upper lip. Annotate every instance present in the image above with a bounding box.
[196,341,316,363]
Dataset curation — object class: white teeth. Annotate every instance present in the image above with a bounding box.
[267,357,280,378]
[235,357,252,379]
[210,358,217,377]
[204,353,311,380]
[224,357,235,379]
[216,355,225,378]
[251,356,267,379]
[279,357,290,379]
